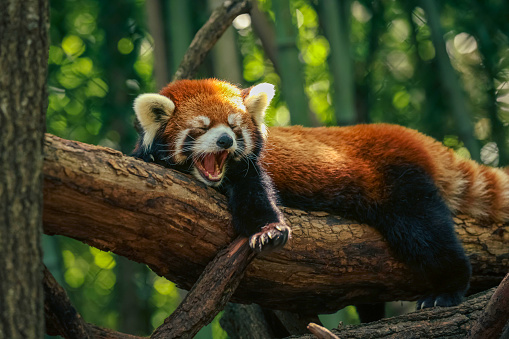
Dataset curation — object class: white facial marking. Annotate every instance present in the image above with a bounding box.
[194,124,237,154]
[173,128,192,163]
[239,126,254,157]
[228,113,255,158]
[228,113,242,126]
[190,115,211,128]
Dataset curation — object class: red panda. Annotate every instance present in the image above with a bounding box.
[132,78,509,310]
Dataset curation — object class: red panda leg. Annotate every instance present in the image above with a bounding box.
[375,165,471,309]
[224,161,291,252]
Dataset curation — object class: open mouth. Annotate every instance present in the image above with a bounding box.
[193,151,229,183]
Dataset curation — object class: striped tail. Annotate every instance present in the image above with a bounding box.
[444,157,509,223]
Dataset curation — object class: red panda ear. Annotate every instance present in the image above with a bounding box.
[244,83,275,128]
[134,93,175,149]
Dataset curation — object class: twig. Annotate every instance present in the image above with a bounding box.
[307,323,340,339]
[173,0,251,81]
[150,237,256,339]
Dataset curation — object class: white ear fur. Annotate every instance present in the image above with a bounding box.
[134,93,175,149]
[244,83,275,128]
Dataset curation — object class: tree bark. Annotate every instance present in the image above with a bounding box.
[0,1,48,338]
[290,288,498,339]
[44,265,503,339]
[466,273,509,339]
[42,133,509,315]
[151,237,256,339]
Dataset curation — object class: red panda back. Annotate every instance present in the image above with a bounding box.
[262,124,509,223]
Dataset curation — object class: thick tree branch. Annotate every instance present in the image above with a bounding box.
[43,133,509,314]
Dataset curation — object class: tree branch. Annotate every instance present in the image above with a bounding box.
[172,0,251,81]
[466,273,509,339]
[307,323,339,339]
[43,133,509,314]
[292,288,497,339]
[44,266,143,339]
[151,237,256,338]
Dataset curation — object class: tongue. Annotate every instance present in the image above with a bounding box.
[202,154,218,175]
[201,151,228,176]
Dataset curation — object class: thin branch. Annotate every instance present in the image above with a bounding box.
[307,323,340,339]
[250,2,280,73]
[151,237,256,338]
[173,0,251,81]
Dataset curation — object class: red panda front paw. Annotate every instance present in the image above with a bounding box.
[417,291,463,309]
[249,223,291,253]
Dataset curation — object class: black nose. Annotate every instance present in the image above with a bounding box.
[216,133,234,149]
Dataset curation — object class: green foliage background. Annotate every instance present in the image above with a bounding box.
[45,0,509,337]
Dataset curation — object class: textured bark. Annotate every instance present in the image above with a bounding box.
[0,1,48,338]
[42,134,509,314]
[466,273,509,339]
[151,237,256,339]
[45,265,503,339]
[44,266,93,339]
[172,0,251,81]
[290,289,497,339]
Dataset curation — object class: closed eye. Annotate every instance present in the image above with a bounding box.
[193,127,208,132]
[229,124,241,131]
[189,127,208,136]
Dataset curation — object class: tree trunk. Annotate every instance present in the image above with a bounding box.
[316,0,356,125]
[272,0,312,126]
[42,134,509,315]
[0,1,49,337]
[420,0,481,161]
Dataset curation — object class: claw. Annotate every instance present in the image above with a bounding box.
[249,236,257,250]
[248,223,291,252]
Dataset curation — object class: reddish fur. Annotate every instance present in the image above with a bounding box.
[263,125,440,203]
[158,79,259,153]
[263,125,509,223]
[156,79,509,223]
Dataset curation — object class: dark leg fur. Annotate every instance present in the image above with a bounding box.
[373,166,471,309]
[224,161,290,252]
[279,164,471,308]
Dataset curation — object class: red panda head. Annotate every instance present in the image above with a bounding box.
[133,79,275,186]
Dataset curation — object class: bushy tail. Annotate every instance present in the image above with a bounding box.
[442,157,509,223]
